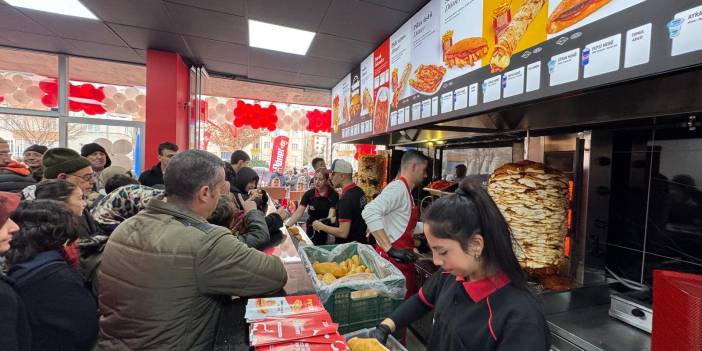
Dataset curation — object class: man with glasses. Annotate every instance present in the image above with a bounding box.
[0,137,36,193]
[40,148,103,261]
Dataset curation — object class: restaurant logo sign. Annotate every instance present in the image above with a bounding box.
[269,135,289,172]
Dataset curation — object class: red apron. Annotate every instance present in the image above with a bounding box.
[375,177,418,300]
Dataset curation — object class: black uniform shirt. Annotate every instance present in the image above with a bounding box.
[300,188,339,225]
[335,183,368,244]
[418,271,550,351]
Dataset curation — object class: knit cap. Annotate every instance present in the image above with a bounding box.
[42,148,92,179]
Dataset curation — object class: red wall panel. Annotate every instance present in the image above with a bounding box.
[145,49,189,168]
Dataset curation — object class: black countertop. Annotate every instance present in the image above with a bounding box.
[213,229,316,351]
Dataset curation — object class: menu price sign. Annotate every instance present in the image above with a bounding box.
[624,23,652,68]
[583,34,622,78]
[454,86,468,110]
[670,4,702,56]
[526,61,541,92]
[549,48,580,86]
[503,66,525,98]
[482,75,501,103]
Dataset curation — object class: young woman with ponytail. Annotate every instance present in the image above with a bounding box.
[369,180,550,351]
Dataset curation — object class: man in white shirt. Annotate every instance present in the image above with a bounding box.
[362,151,427,298]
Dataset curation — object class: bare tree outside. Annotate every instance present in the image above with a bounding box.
[0,115,82,146]
[205,123,264,152]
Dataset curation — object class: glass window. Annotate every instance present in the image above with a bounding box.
[0,114,59,161]
[0,48,58,111]
[68,57,146,122]
[65,121,142,174]
[199,93,331,171]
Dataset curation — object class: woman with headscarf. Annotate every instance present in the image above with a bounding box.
[88,184,164,295]
[230,167,289,238]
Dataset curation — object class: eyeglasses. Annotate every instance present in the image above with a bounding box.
[0,151,11,156]
[67,173,96,182]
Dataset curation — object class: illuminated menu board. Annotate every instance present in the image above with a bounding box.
[332,0,702,143]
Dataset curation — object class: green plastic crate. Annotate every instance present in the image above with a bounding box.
[304,244,404,334]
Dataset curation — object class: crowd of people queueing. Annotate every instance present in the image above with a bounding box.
[0,136,550,351]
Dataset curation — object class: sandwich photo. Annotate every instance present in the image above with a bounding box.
[546,0,611,34]
[443,37,489,69]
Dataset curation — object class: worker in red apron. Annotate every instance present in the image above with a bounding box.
[362,151,428,299]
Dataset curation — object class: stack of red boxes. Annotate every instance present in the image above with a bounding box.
[246,294,349,351]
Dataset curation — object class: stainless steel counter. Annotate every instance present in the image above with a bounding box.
[544,285,651,351]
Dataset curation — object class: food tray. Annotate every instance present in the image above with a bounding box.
[301,244,404,334]
[345,327,408,351]
[422,187,453,197]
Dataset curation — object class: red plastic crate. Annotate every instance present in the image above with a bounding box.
[652,270,702,351]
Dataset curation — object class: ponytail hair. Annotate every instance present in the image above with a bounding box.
[423,179,528,291]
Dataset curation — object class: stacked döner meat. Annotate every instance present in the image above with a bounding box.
[487,160,569,273]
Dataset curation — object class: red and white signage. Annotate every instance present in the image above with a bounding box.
[269,135,290,172]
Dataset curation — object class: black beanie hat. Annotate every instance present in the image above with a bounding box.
[80,143,112,168]
[42,148,92,179]
[23,144,48,155]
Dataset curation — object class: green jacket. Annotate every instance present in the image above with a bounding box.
[98,197,287,350]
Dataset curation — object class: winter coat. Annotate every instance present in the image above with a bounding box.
[0,273,31,351]
[8,251,98,351]
[0,163,36,193]
[98,196,287,351]
[137,162,164,187]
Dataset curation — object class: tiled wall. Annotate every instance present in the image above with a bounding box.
[594,116,702,286]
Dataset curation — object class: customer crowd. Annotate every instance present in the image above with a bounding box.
[0,137,308,350]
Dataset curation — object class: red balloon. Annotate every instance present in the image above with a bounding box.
[41,94,58,108]
[39,79,58,94]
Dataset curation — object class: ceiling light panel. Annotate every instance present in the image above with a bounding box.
[5,0,98,19]
[248,19,315,56]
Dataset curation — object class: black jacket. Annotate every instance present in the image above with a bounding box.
[8,251,99,351]
[224,162,237,186]
[0,169,35,194]
[138,162,164,187]
[0,274,31,351]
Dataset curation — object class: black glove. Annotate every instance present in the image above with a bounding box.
[388,248,416,264]
[368,323,391,345]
